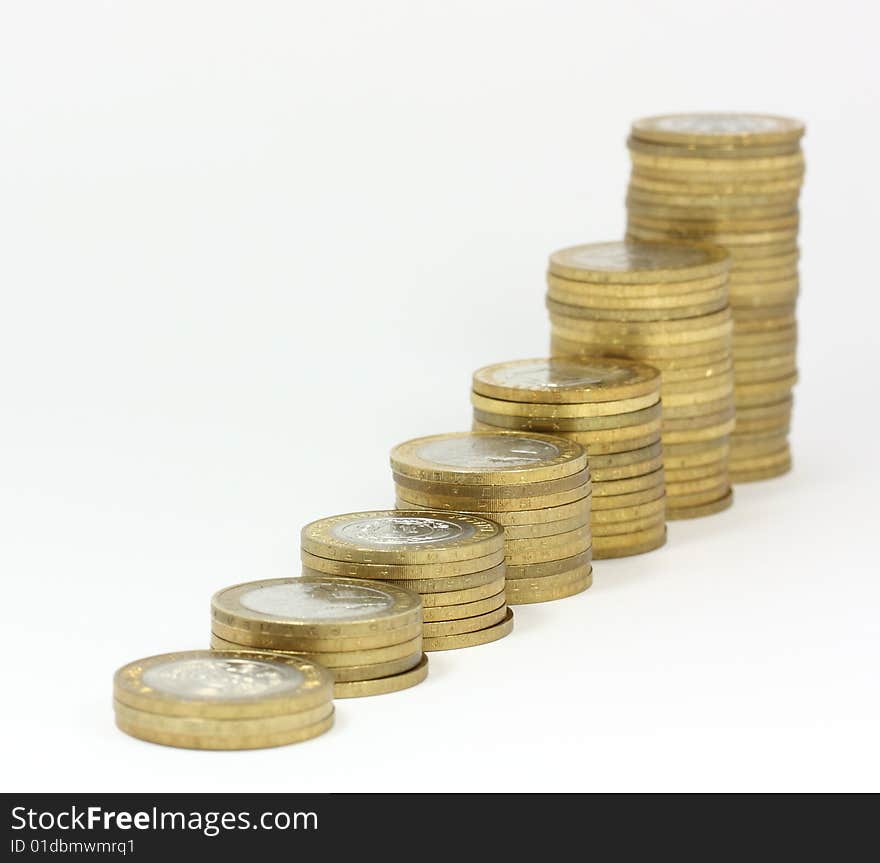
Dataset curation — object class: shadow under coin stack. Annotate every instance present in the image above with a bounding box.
[300,511,512,653]
[113,650,334,749]
[391,431,591,604]
[547,240,735,520]
[210,575,427,698]
[626,113,805,481]
[471,357,666,558]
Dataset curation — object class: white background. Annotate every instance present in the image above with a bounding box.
[1,0,878,792]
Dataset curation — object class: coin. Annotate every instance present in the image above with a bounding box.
[590,495,666,523]
[391,431,587,485]
[547,270,729,297]
[500,513,590,539]
[339,560,507,594]
[301,510,503,564]
[113,650,333,720]
[589,483,666,511]
[325,653,424,683]
[300,547,505,579]
[393,482,591,512]
[422,610,514,652]
[422,590,506,622]
[592,467,664,497]
[391,467,590,499]
[626,135,801,159]
[472,405,662,434]
[504,533,592,566]
[505,549,593,580]
[592,525,668,559]
[333,655,429,698]
[666,488,735,519]
[547,296,727,322]
[728,456,792,482]
[470,389,659,419]
[419,578,507,607]
[505,566,592,605]
[591,512,665,537]
[396,496,591,527]
[589,451,664,482]
[422,605,509,637]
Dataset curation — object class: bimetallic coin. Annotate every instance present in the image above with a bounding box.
[333,655,429,698]
[393,482,591,512]
[547,269,729,298]
[590,451,664,482]
[630,113,805,147]
[339,559,507,594]
[626,134,801,159]
[547,295,727,322]
[505,566,592,605]
[422,605,509,638]
[590,495,666,524]
[470,389,659,419]
[728,458,792,482]
[327,652,423,683]
[391,467,589,499]
[113,650,333,720]
[472,403,661,433]
[591,512,665,537]
[399,496,591,527]
[590,483,666,511]
[666,488,734,519]
[422,590,506,622]
[422,610,514,652]
[301,510,503,564]
[505,549,593,580]
[592,525,668,559]
[300,547,505,579]
[420,578,507,608]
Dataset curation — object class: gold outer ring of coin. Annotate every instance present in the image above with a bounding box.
[629,114,805,148]
[662,446,729,470]
[113,699,334,737]
[470,389,660,419]
[398,495,591,527]
[505,566,593,605]
[113,650,334,720]
[662,422,735,444]
[390,430,587,486]
[343,558,507,594]
[626,134,801,158]
[471,355,662,404]
[627,176,804,197]
[394,483,591,512]
[547,240,729,284]
[549,320,734,348]
[422,610,514,652]
[662,398,735,421]
[586,440,663,468]
[627,190,802,211]
[504,537,593,567]
[665,473,730,496]
[116,711,335,750]
[211,575,421,641]
[333,654,429,698]
[592,512,666,537]
[546,269,729,297]
[547,295,727,322]
[629,148,805,172]
[472,405,662,434]
[590,483,666,512]
[550,330,733,358]
[422,604,509,638]
[728,461,792,483]
[300,510,503,565]
[422,590,507,622]
[503,523,592,551]
[505,549,593,580]
[300,547,505,579]
[662,368,735,395]
[391,467,590,499]
[592,527,668,559]
[549,334,732,365]
[592,522,666,548]
[665,483,732,508]
[590,495,666,524]
[419,577,506,607]
[501,513,590,540]
[592,467,665,497]
[666,488,735,519]
[664,461,727,483]
[591,452,665,482]
[729,447,791,471]
[210,617,423,654]
[325,652,423,683]
[735,390,797,411]
[550,304,731,335]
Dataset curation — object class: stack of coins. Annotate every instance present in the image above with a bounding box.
[547,240,735,519]
[626,113,805,481]
[301,511,513,652]
[113,650,334,749]
[211,576,428,698]
[391,431,591,604]
[470,357,666,558]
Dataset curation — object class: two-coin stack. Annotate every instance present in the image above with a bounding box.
[301,511,513,652]
[113,650,335,749]
[626,113,805,481]
[392,431,591,604]
[547,240,735,519]
[470,357,666,558]
[211,575,428,698]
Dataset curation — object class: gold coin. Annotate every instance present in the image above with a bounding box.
[422,590,506,622]
[627,224,799,247]
[505,566,592,605]
[663,423,735,444]
[662,440,729,467]
[732,340,797,361]
[300,547,504,580]
[735,387,797,411]
[550,305,732,336]
[730,309,797,331]
[209,631,423,668]
[627,197,798,221]
[504,534,592,566]
[563,429,663,456]
[630,113,805,148]
[419,577,507,607]
[590,495,666,523]
[550,333,731,365]
[422,604,509,637]
[505,549,593,580]
[500,513,590,539]
[665,473,730,496]
[662,379,734,408]
[628,174,803,197]
[550,327,732,357]
[721,240,800,260]
[394,482,591,512]
[547,295,727,321]
[666,488,734,519]
[548,240,729,284]
[592,512,665,537]
[397,495,591,527]
[663,461,727,482]
[629,151,804,174]
[547,269,728,297]
[591,451,664,482]
[733,417,790,436]
[342,558,507,594]
[116,709,334,750]
[729,446,791,472]
[728,432,789,457]
[592,525,667,559]
[472,403,661,433]
[471,389,659,419]
[627,211,799,233]
[662,397,735,421]
[391,467,590,499]
[734,396,793,419]
[471,356,661,404]
[665,483,732,508]
[334,654,429,698]
[113,650,333,720]
[503,523,592,552]
[391,430,587,485]
[735,371,798,398]
[422,610,514,652]
[301,510,503,565]
[732,249,800,270]
[328,652,423,683]
[627,187,801,211]
[592,467,664,497]
[590,483,666,511]
[662,367,734,393]
[728,457,792,483]
[662,405,736,431]
[211,575,421,643]
[626,134,801,158]
[586,440,663,469]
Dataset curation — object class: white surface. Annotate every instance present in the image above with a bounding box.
[1,0,877,792]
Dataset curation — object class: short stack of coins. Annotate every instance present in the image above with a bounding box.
[301,511,513,652]
[626,113,805,481]
[470,357,666,558]
[547,240,735,519]
[211,575,428,698]
[113,650,334,749]
[391,431,591,604]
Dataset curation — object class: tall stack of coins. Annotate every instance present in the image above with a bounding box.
[391,432,591,604]
[626,113,805,481]
[113,650,334,749]
[547,240,735,519]
[211,576,427,698]
[470,357,665,558]
[301,511,513,652]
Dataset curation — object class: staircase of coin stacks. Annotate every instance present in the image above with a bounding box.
[625,113,804,482]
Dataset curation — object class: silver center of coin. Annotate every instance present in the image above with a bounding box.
[143,658,304,700]
[651,114,786,135]
[489,358,635,389]
[416,435,560,469]
[564,241,708,271]
[334,515,471,545]
[240,581,395,621]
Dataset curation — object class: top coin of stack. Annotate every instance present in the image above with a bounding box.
[391,431,591,605]
[470,357,665,559]
[626,113,805,482]
[300,511,513,652]
[211,575,427,699]
[547,240,735,519]
[113,650,335,749]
